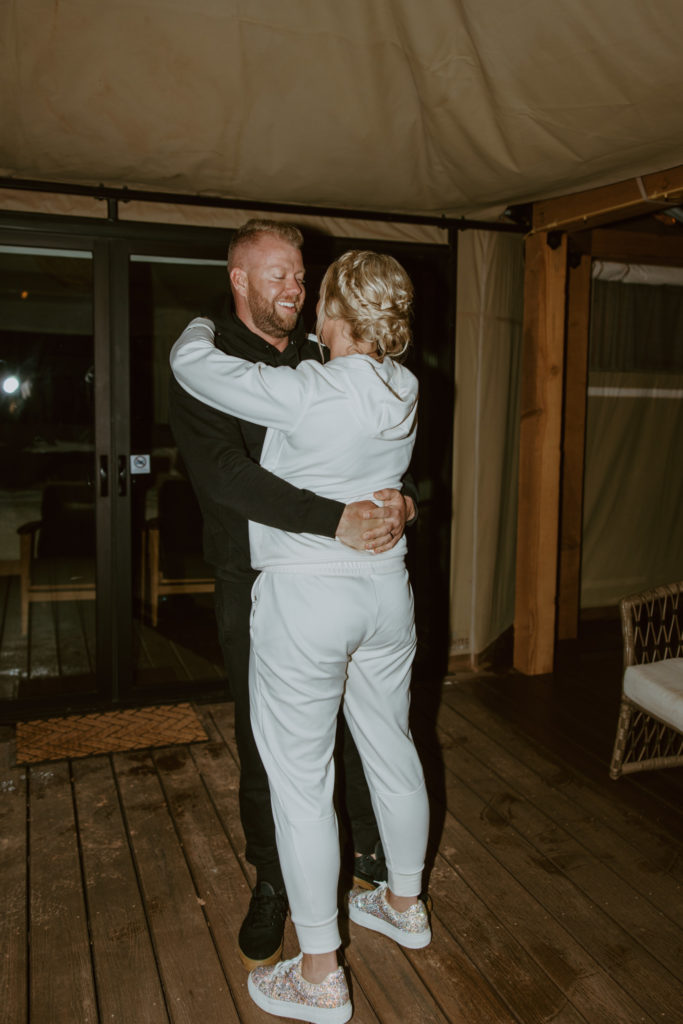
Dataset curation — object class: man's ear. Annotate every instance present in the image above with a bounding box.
[230,266,248,297]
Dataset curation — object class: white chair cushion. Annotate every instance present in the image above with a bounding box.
[623,658,683,732]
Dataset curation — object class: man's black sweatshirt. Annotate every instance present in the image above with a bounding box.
[168,309,344,585]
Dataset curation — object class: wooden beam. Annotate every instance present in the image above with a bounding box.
[589,228,683,266]
[514,232,567,676]
[557,253,591,641]
[532,165,683,234]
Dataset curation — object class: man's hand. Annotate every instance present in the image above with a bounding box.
[335,488,412,553]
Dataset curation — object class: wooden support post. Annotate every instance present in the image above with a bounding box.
[557,252,592,640]
[514,231,567,675]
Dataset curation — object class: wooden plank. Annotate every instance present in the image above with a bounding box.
[113,749,239,1024]
[71,755,169,1024]
[134,597,224,688]
[167,638,223,685]
[424,856,586,1024]
[189,706,245,860]
[439,680,683,891]
[441,768,680,1020]
[0,575,28,701]
[434,782,659,1022]
[514,231,567,675]
[28,760,98,1024]
[6,681,683,1024]
[134,620,190,687]
[25,599,60,692]
[147,593,223,686]
[558,253,592,640]
[495,663,683,848]
[436,685,683,910]
[344,926,450,1024]
[400,914,519,1024]
[590,228,683,267]
[75,600,96,674]
[532,164,683,233]
[151,742,263,1024]
[0,764,27,1024]
[434,705,683,983]
[53,596,93,680]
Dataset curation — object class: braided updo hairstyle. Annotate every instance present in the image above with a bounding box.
[316,250,413,360]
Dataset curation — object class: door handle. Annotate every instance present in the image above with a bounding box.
[118,455,128,497]
[99,454,108,497]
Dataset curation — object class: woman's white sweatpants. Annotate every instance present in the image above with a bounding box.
[249,563,429,954]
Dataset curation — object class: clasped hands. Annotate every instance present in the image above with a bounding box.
[335,489,416,554]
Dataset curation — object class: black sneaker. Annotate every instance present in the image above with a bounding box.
[352,841,388,889]
[352,842,433,913]
[238,881,288,970]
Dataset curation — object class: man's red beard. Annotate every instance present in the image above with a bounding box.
[248,289,301,339]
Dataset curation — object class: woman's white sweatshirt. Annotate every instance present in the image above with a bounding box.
[170,317,418,572]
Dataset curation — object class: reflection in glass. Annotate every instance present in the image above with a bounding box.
[129,255,226,689]
[0,247,96,703]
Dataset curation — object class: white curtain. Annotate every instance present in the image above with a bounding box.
[581,270,683,606]
[450,231,524,661]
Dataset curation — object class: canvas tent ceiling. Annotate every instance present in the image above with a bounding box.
[3,0,683,220]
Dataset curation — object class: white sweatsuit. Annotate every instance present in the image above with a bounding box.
[171,318,429,952]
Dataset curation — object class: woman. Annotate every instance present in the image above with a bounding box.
[171,250,430,1024]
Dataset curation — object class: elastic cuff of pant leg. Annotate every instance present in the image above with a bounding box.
[387,870,423,897]
[294,918,341,955]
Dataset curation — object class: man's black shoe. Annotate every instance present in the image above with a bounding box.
[353,841,433,913]
[353,840,388,889]
[238,881,288,970]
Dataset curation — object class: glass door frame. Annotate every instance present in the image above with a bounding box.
[0,213,233,719]
[0,223,114,717]
[112,232,229,706]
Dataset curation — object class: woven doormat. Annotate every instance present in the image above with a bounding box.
[15,702,208,765]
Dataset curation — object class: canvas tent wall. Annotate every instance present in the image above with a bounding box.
[3,0,683,219]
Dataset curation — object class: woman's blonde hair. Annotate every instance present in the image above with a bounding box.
[316,250,413,359]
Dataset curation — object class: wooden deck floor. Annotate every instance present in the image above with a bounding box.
[1,627,682,1024]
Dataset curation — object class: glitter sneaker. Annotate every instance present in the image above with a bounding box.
[348,882,431,949]
[352,844,433,913]
[248,953,352,1024]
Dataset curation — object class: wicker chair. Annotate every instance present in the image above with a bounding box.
[609,581,683,779]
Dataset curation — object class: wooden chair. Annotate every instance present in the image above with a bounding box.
[142,476,214,627]
[18,482,96,635]
[609,581,683,779]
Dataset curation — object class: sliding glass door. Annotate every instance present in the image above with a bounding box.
[0,243,98,708]
[126,251,228,696]
[0,232,231,715]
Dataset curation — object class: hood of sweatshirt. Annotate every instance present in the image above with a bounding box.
[324,353,418,441]
[211,301,310,367]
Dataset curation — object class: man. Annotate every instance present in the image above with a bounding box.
[169,219,416,970]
